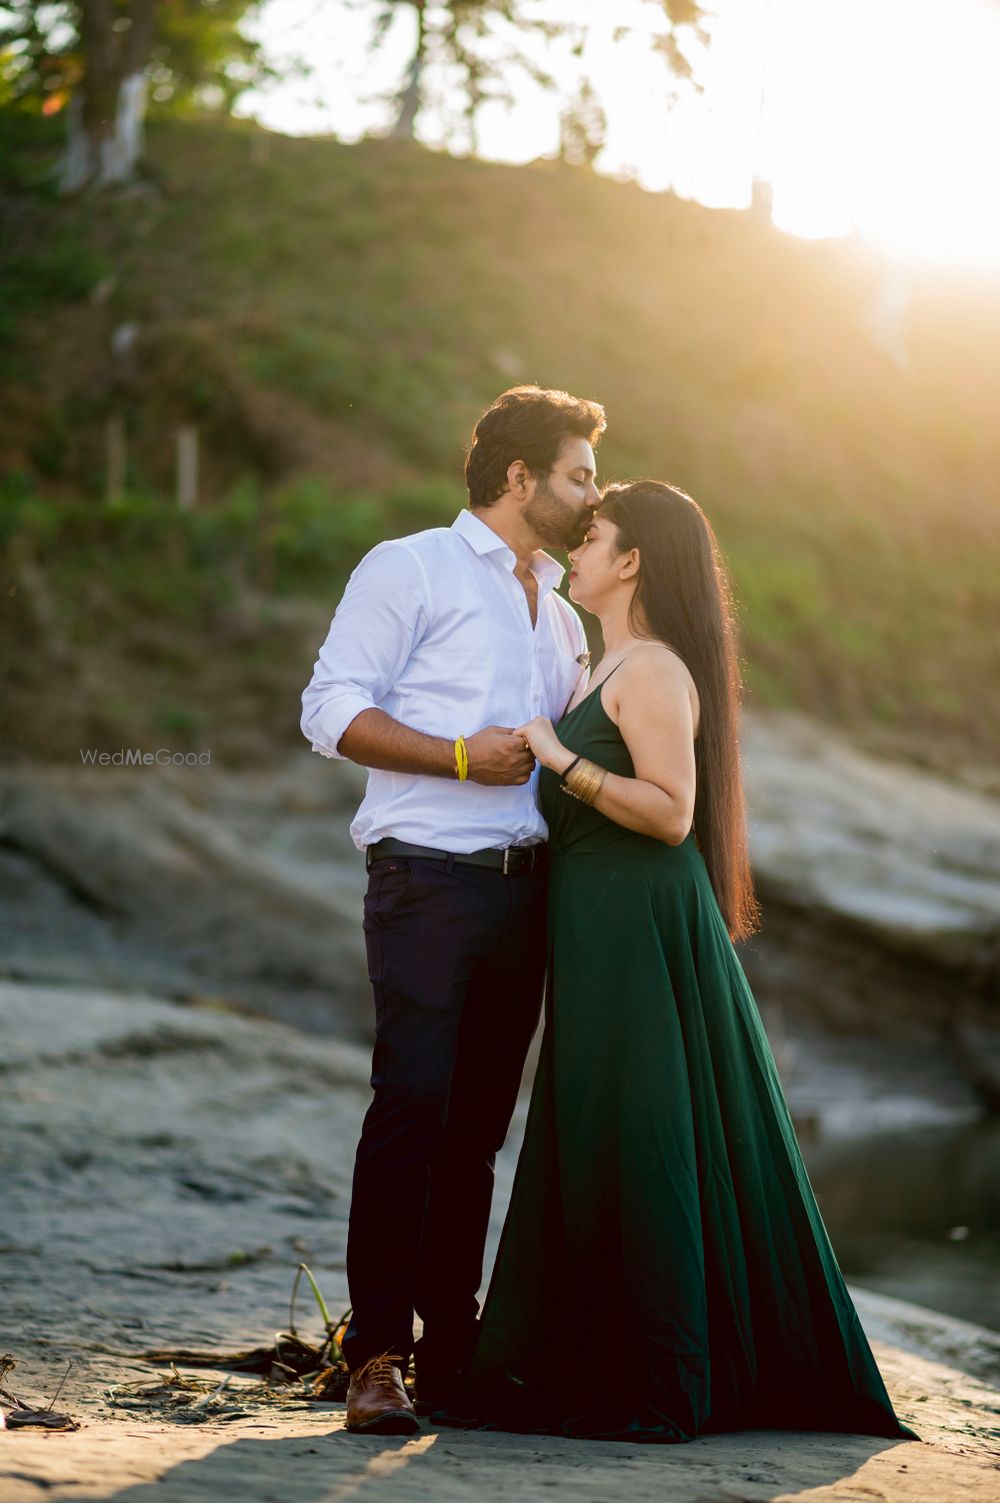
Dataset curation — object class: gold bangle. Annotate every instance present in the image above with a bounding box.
[562,770,601,804]
[455,735,469,782]
[560,756,607,806]
[581,763,608,803]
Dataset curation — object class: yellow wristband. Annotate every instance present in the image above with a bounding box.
[454,735,469,782]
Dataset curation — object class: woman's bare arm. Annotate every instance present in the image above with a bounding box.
[540,647,697,844]
[593,650,697,843]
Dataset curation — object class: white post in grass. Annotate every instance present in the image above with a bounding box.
[177,426,199,510]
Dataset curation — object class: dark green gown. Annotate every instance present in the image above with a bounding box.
[438,676,920,1445]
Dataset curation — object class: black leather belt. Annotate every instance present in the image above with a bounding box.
[366,836,547,875]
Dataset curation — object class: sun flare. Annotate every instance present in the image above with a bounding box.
[760,0,1000,265]
[239,0,1000,269]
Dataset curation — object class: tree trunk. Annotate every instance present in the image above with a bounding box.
[59,0,156,194]
[465,67,485,157]
[392,0,428,140]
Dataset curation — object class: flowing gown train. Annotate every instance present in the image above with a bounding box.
[438,677,919,1445]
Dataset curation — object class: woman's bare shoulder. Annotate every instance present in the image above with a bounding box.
[619,641,696,691]
[608,641,700,730]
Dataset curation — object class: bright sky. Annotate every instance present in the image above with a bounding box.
[237,0,1000,268]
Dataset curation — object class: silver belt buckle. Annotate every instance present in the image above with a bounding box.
[502,847,511,876]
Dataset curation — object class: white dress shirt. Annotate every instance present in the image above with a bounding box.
[301,509,589,852]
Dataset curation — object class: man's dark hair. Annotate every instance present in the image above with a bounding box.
[464,385,606,509]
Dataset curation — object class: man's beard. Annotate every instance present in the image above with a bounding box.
[524,477,592,550]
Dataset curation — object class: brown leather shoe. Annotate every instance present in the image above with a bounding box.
[345,1352,419,1434]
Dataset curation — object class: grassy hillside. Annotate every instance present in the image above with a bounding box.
[2,112,999,776]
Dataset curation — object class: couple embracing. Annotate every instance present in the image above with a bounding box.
[300,385,917,1446]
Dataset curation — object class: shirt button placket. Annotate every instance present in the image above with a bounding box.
[530,634,542,715]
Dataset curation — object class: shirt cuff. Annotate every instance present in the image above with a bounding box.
[302,691,376,762]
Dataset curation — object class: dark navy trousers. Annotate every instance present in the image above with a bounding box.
[341,853,547,1375]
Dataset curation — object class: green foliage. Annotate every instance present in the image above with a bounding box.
[0,1,270,117]
[0,106,62,183]
[266,476,463,593]
[268,481,383,588]
[0,113,109,368]
[1,118,997,767]
[1,477,459,609]
[146,0,275,114]
[0,474,61,545]
[153,701,206,738]
[383,480,466,533]
[375,1,704,147]
[4,235,107,308]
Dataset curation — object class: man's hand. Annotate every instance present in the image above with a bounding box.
[465,725,536,785]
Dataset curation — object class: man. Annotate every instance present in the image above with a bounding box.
[300,384,605,1434]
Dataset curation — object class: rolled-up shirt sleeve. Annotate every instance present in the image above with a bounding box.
[300,541,429,760]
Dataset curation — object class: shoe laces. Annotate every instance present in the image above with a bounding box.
[356,1351,404,1386]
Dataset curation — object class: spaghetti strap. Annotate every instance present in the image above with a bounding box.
[590,657,628,695]
[561,657,628,722]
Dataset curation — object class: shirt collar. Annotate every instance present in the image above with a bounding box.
[451,509,565,590]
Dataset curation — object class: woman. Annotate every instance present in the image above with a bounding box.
[437,479,919,1445]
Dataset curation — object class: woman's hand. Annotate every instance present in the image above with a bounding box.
[515,717,576,774]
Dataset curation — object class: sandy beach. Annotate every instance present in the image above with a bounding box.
[2,979,997,1502]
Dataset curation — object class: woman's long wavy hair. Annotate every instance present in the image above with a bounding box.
[598,479,760,942]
